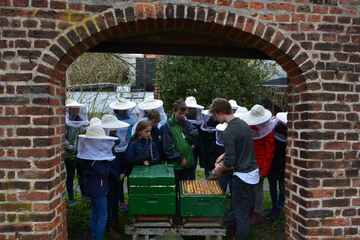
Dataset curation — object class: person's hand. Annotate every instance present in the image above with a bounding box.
[213,164,223,175]
[180,158,187,167]
[260,174,265,180]
[143,160,150,166]
[215,153,225,166]
[119,174,125,182]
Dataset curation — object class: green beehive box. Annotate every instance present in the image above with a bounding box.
[128,164,176,215]
[129,185,175,195]
[179,180,227,217]
[129,164,175,185]
[129,194,176,215]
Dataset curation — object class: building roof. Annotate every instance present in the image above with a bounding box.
[266,77,288,86]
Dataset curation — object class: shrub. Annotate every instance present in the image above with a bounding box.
[66,197,91,240]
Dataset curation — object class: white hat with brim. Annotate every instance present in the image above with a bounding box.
[79,125,117,140]
[185,96,204,109]
[138,96,163,110]
[89,117,101,126]
[101,114,129,129]
[202,109,211,115]
[229,100,240,109]
[276,112,288,125]
[66,99,85,107]
[216,122,228,131]
[109,98,136,110]
[234,106,248,118]
[241,104,272,126]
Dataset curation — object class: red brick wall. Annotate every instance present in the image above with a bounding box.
[0,0,359,239]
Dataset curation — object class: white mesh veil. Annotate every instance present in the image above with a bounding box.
[109,106,138,126]
[138,106,167,127]
[103,127,129,153]
[215,123,227,146]
[77,137,116,161]
[65,105,89,127]
[250,119,275,140]
[216,130,224,146]
[131,117,162,136]
[273,118,288,142]
[187,108,203,125]
[200,110,217,132]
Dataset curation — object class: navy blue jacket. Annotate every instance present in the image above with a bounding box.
[151,126,164,162]
[79,159,110,198]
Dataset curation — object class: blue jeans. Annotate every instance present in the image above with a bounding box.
[232,176,254,240]
[90,195,108,240]
[268,177,285,209]
[218,176,233,195]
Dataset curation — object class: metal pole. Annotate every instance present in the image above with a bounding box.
[143,54,147,92]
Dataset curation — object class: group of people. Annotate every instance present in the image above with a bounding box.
[64,95,287,240]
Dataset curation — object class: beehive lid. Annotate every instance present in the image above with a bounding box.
[129,164,175,185]
[181,180,223,195]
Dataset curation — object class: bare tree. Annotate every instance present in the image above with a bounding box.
[66,53,138,118]
[264,86,288,112]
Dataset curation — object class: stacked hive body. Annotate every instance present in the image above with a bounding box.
[180,180,226,217]
[128,164,176,215]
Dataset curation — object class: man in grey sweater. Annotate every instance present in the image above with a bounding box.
[210,98,259,240]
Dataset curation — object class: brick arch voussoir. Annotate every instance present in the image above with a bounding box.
[230,14,314,84]
[49,9,119,82]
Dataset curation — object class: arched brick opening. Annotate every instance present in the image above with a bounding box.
[51,8,308,81]
[1,2,359,240]
[48,6,310,239]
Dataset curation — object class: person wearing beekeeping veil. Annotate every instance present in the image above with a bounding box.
[198,108,219,179]
[184,96,204,180]
[101,114,130,239]
[241,104,275,225]
[136,95,167,126]
[65,99,89,206]
[266,112,287,219]
[109,98,137,141]
[77,124,117,240]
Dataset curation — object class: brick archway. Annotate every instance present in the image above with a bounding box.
[1,1,359,239]
[48,6,310,239]
[49,7,311,83]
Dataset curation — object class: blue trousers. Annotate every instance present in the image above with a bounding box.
[268,177,285,209]
[232,176,254,240]
[90,195,108,240]
[219,176,233,212]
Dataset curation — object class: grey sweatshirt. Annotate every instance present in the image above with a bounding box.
[223,117,258,173]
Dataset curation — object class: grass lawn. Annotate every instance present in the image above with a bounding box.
[67,170,285,240]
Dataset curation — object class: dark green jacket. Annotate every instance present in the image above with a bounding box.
[162,115,198,170]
